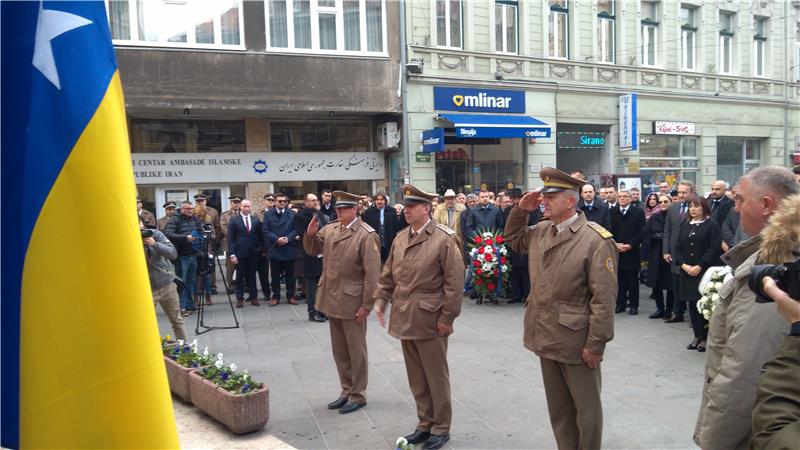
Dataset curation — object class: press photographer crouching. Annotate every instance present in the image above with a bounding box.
[140,217,188,342]
[747,193,800,450]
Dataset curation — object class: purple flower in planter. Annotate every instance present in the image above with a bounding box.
[241,384,250,393]
[192,362,199,368]
[220,372,229,381]
[182,346,191,353]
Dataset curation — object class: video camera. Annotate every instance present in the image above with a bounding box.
[140,228,155,239]
[749,256,800,303]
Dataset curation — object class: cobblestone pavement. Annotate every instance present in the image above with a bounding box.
[159,285,704,449]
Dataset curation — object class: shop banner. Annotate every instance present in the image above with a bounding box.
[434,86,525,113]
[131,152,385,185]
[654,121,696,135]
[619,93,638,151]
[455,126,550,139]
[421,127,445,152]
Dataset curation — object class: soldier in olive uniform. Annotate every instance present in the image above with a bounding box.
[194,193,221,294]
[137,197,156,228]
[219,195,242,293]
[156,201,177,231]
[504,168,617,450]
[375,185,464,450]
[304,191,381,414]
[254,193,275,300]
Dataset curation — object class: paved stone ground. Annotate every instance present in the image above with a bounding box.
[160,284,704,450]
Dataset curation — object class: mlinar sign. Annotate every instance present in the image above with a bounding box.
[434,86,525,113]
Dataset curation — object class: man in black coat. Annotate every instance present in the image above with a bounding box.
[294,193,330,322]
[362,192,405,263]
[504,189,540,304]
[262,193,298,306]
[464,190,504,240]
[577,183,611,230]
[708,180,733,226]
[611,190,646,315]
[319,189,338,221]
[228,199,263,308]
[662,180,694,322]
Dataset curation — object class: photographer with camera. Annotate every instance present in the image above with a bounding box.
[164,201,203,315]
[694,167,799,450]
[140,217,187,341]
[748,194,800,449]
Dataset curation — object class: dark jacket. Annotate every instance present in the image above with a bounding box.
[145,229,177,289]
[164,213,203,256]
[662,202,688,274]
[503,206,540,267]
[708,195,734,226]
[228,214,262,259]
[262,208,297,261]
[578,198,612,230]
[750,335,800,450]
[465,204,504,239]
[362,205,405,261]
[642,210,671,289]
[319,202,337,220]
[610,205,646,271]
[293,208,329,278]
[675,219,722,301]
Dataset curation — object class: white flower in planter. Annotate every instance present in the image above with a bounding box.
[217,353,224,361]
[178,339,184,346]
[203,347,209,357]
[214,360,224,369]
[243,368,248,375]
[229,363,237,372]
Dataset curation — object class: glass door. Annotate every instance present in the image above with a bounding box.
[154,185,230,217]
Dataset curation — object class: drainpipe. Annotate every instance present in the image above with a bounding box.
[399,0,411,190]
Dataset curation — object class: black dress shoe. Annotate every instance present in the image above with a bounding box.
[309,313,325,323]
[211,287,218,295]
[404,430,431,444]
[327,396,347,410]
[507,298,521,304]
[614,306,626,314]
[665,314,685,323]
[628,308,638,316]
[422,434,450,450]
[338,402,366,414]
[649,310,665,319]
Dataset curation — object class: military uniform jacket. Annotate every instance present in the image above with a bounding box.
[505,208,617,364]
[303,218,381,320]
[376,220,464,340]
[156,215,171,231]
[139,209,156,228]
[219,209,238,252]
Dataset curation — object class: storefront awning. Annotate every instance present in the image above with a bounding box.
[436,113,552,139]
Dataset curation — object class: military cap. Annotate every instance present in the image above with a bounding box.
[193,193,208,200]
[163,201,177,209]
[136,196,143,202]
[332,190,359,208]
[540,167,584,194]
[228,195,242,202]
[507,188,523,198]
[263,193,275,200]
[402,184,437,205]
[443,189,456,198]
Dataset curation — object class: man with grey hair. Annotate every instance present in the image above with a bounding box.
[694,166,800,450]
[662,180,695,322]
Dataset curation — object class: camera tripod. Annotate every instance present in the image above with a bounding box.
[194,230,240,335]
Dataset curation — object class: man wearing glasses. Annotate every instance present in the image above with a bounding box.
[263,194,298,306]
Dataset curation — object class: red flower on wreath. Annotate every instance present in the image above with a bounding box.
[474,236,483,244]
[475,268,482,275]
[484,253,493,262]
[494,269,499,276]
[496,235,505,244]
[475,279,483,285]
[473,260,481,267]
[487,282,496,290]
[478,247,484,254]
[500,257,507,264]
[485,238,494,246]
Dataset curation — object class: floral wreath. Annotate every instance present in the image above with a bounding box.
[467,228,510,298]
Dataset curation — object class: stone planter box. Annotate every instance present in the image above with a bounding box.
[163,356,200,403]
[188,371,269,434]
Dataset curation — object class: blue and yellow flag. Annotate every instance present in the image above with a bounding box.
[1,1,179,448]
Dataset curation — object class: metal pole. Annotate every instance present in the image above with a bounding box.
[399,0,411,188]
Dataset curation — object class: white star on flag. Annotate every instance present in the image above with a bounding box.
[32,4,92,90]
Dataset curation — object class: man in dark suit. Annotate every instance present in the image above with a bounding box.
[294,193,330,322]
[610,190,646,315]
[464,190,504,239]
[577,183,611,230]
[504,189,540,304]
[319,189,338,221]
[362,192,405,263]
[662,180,694,322]
[263,193,298,306]
[228,199,262,308]
[708,180,733,225]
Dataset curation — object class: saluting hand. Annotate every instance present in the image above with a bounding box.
[355,307,370,324]
[374,304,386,327]
[517,190,541,212]
[581,348,602,369]
[307,214,320,237]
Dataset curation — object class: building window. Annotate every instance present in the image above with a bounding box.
[436,0,462,49]
[267,0,387,55]
[717,137,762,182]
[680,6,697,70]
[641,1,658,66]
[596,0,615,63]
[108,0,245,49]
[548,0,568,59]
[639,135,699,184]
[719,12,734,74]
[753,17,767,77]
[129,119,247,153]
[796,41,800,82]
[269,122,370,152]
[495,1,518,54]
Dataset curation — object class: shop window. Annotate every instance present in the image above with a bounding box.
[719,12,734,75]
[269,122,370,152]
[108,0,244,49]
[267,0,387,55]
[717,137,762,183]
[681,5,697,70]
[596,0,615,63]
[434,136,524,195]
[495,1,518,54]
[130,119,246,153]
[753,17,767,77]
[639,135,698,184]
[548,0,568,59]
[436,0,462,49]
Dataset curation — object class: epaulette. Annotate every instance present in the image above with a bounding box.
[398,225,410,235]
[436,224,456,236]
[586,221,614,239]
[360,221,376,233]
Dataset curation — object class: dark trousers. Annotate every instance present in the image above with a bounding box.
[235,254,258,301]
[616,269,639,309]
[688,299,708,340]
[270,259,295,300]
[510,264,530,302]
[653,288,674,313]
[256,255,271,299]
[671,273,686,315]
[304,276,320,315]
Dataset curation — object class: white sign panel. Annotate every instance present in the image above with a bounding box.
[132,152,385,185]
[654,121,696,135]
[619,93,638,151]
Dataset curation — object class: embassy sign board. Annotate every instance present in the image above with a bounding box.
[434,86,525,113]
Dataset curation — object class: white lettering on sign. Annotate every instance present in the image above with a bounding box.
[462,92,513,109]
[423,136,441,145]
[460,128,477,137]
[654,121,696,135]
[525,130,549,137]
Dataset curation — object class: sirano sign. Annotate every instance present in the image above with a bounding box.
[654,121,696,135]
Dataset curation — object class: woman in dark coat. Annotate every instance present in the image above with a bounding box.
[675,196,722,352]
[642,194,674,319]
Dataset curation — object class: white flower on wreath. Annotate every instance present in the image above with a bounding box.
[214,359,224,369]
[217,352,224,361]
[499,247,508,255]
[478,254,485,261]
[482,232,493,238]
[482,263,492,272]
[501,265,508,273]
[470,248,478,257]
[484,246,494,254]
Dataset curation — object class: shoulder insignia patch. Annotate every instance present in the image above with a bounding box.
[605,257,615,273]
[436,224,456,236]
[360,221,376,233]
[586,222,613,239]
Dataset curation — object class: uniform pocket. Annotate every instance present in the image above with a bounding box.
[418,295,443,312]
[557,304,590,331]
[343,285,363,297]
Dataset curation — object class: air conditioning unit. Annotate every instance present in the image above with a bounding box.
[377,122,400,151]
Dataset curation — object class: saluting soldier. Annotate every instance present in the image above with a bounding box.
[137,197,156,228]
[156,201,177,231]
[304,191,381,414]
[504,168,617,450]
[375,185,464,450]
[219,195,242,294]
